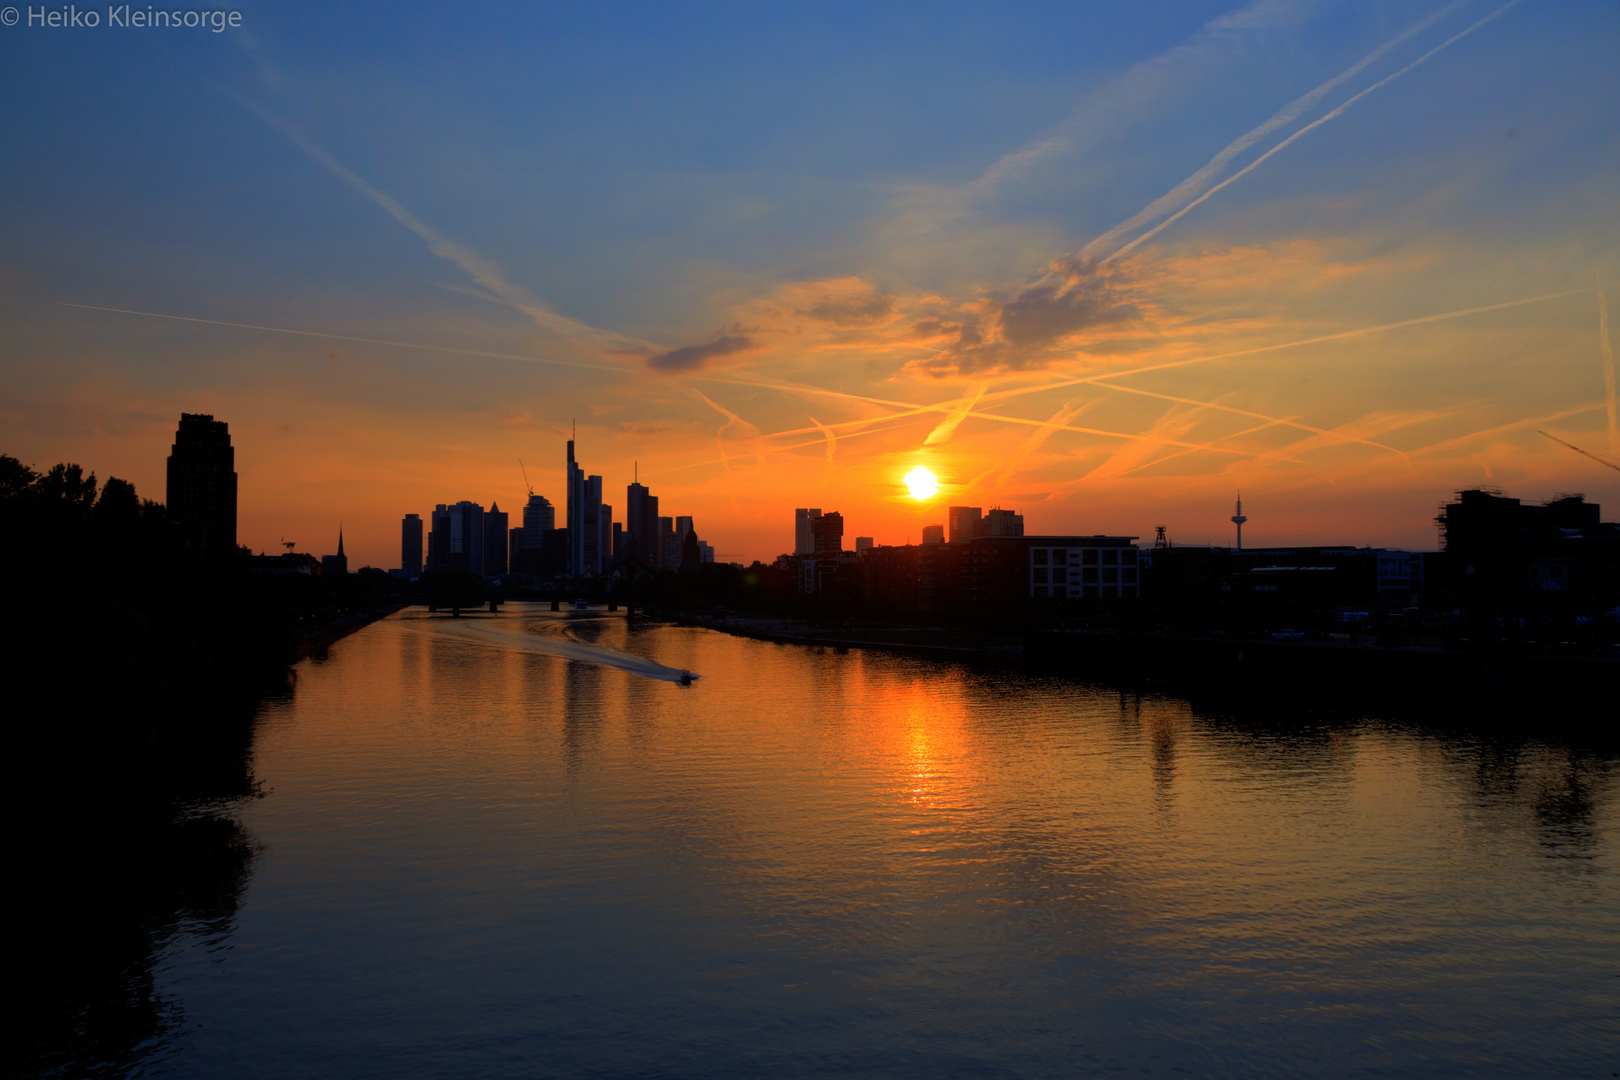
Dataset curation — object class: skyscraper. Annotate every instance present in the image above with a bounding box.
[984,507,1024,537]
[166,413,237,552]
[566,436,604,575]
[401,513,423,575]
[428,504,451,570]
[512,493,554,573]
[430,501,485,573]
[483,503,508,576]
[626,479,659,566]
[795,508,822,555]
[948,506,983,543]
[811,511,844,554]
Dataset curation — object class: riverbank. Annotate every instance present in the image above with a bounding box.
[675,611,1617,706]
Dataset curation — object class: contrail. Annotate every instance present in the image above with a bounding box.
[231,101,605,343]
[1599,276,1617,453]
[58,303,634,373]
[1539,430,1620,474]
[1109,0,1523,261]
[1081,0,1464,260]
[923,384,988,445]
[1084,378,1404,455]
[707,287,1593,446]
[807,416,838,463]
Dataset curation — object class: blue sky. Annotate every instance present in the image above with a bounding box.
[2,0,1616,565]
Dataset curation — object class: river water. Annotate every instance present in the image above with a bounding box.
[125,605,1617,1077]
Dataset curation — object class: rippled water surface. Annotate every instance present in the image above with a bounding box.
[142,606,1617,1077]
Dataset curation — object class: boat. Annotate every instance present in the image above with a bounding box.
[678,670,695,685]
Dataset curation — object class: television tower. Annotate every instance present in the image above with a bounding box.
[1230,495,1248,551]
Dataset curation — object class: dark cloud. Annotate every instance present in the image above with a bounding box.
[998,259,1137,347]
[800,289,895,326]
[646,334,756,373]
[917,258,1139,376]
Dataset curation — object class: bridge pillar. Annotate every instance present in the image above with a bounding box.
[550,599,560,611]
[608,601,618,612]
[452,605,461,618]
[428,602,437,613]
[489,599,499,612]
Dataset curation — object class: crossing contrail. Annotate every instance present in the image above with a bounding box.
[923,384,988,445]
[1081,0,1465,261]
[1109,0,1523,261]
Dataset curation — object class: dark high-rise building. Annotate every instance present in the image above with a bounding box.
[511,493,554,574]
[795,508,822,555]
[566,437,604,575]
[811,511,844,554]
[429,501,485,573]
[483,503,509,576]
[401,514,423,575]
[166,413,237,552]
[626,480,659,566]
[657,515,678,570]
[948,506,982,543]
[428,505,452,570]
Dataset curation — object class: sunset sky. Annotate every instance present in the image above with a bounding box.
[2,0,1616,568]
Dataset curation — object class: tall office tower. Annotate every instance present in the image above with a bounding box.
[512,493,554,573]
[483,503,509,576]
[795,508,822,555]
[598,501,614,569]
[566,437,585,574]
[984,507,1024,537]
[811,511,844,554]
[166,413,237,552]
[948,506,983,543]
[921,524,945,545]
[855,536,874,553]
[428,505,452,570]
[565,437,605,575]
[443,500,485,574]
[626,480,658,565]
[697,540,714,564]
[401,514,423,575]
[657,516,677,570]
[676,515,694,541]
[582,476,604,574]
[611,521,624,563]
[523,493,556,534]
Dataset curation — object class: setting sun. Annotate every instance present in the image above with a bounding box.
[904,467,939,501]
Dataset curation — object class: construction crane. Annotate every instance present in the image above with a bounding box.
[1538,431,1620,474]
[518,459,534,497]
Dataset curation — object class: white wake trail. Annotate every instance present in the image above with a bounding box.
[420,614,697,683]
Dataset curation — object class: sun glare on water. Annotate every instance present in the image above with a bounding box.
[904,467,939,500]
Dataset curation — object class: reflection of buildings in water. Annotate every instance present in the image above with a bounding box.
[15,703,261,1078]
[1441,739,1616,861]
[561,648,607,773]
